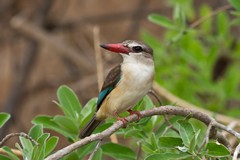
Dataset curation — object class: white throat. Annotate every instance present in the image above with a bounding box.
[121,52,154,66]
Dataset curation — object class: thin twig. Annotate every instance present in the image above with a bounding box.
[0,132,38,158]
[45,105,240,160]
[0,132,38,147]
[87,140,103,160]
[0,148,22,158]
[216,132,231,151]
[233,143,240,160]
[161,125,174,136]
[93,26,104,91]
[163,115,179,134]
[198,122,213,153]
[213,122,240,140]
[221,121,238,150]
[148,89,162,106]
[136,142,142,160]
[190,4,232,28]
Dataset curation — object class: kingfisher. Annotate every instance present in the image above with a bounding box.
[80,40,154,138]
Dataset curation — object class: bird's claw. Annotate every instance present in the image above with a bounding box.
[114,112,128,128]
[128,109,141,121]
[117,117,128,128]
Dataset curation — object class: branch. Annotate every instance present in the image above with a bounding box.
[45,105,240,160]
[198,122,213,153]
[190,4,232,29]
[0,132,38,147]
[0,132,38,158]
[152,82,240,126]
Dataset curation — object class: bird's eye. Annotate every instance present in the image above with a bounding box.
[132,46,143,53]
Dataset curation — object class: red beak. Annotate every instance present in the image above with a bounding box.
[100,43,129,54]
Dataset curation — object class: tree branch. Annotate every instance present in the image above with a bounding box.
[152,82,240,126]
[0,132,38,147]
[45,105,240,160]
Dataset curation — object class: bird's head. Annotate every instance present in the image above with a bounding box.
[100,40,153,63]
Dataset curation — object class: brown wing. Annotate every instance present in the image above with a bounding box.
[96,65,121,110]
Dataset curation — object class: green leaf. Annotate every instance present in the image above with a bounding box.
[173,4,186,29]
[32,133,50,160]
[156,116,183,136]
[0,113,10,128]
[199,4,212,33]
[150,133,158,150]
[77,142,97,159]
[32,145,45,160]
[142,141,155,154]
[29,124,43,140]
[0,154,11,160]
[37,133,50,144]
[53,116,79,134]
[178,119,195,147]
[145,152,191,160]
[205,141,230,157]
[56,85,81,119]
[32,115,56,129]
[45,136,59,156]
[101,142,136,160]
[217,12,229,37]
[189,129,201,153]
[124,127,146,139]
[2,146,19,160]
[32,115,76,141]
[93,122,113,134]
[148,14,176,30]
[229,0,240,11]
[19,136,33,154]
[64,151,80,160]
[79,98,97,129]
[158,137,183,148]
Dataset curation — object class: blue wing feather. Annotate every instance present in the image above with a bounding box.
[96,65,121,110]
[97,87,113,107]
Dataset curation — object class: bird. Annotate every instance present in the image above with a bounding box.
[80,40,154,138]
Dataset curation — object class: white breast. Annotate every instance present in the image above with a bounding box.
[97,60,154,119]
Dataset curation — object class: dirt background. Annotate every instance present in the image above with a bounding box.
[0,0,228,149]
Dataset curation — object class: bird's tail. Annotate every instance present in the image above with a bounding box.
[80,115,102,138]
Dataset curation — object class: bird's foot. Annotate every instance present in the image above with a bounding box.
[114,112,128,128]
[127,109,141,121]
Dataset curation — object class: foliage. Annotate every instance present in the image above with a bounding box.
[142,0,240,117]
[0,113,10,128]
[0,84,233,159]
[0,116,59,160]
[33,85,97,142]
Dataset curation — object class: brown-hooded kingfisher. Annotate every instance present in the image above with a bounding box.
[80,40,154,138]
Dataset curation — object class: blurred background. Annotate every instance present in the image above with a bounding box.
[0,0,239,148]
